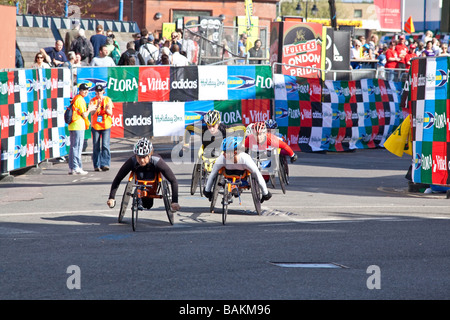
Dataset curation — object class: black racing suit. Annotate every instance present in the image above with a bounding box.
[183,121,246,158]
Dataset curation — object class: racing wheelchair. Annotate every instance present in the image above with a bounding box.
[251,147,288,194]
[118,172,173,231]
[209,168,262,225]
[190,148,218,197]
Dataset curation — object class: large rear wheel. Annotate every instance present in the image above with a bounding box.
[131,189,139,232]
[250,174,262,215]
[209,175,222,213]
[118,180,133,223]
[190,163,201,195]
[162,179,174,225]
[222,183,229,225]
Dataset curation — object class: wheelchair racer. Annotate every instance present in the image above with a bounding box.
[183,109,245,159]
[203,136,272,203]
[245,121,298,163]
[107,137,180,212]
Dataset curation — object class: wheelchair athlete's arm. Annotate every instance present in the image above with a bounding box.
[183,122,204,147]
[107,157,135,208]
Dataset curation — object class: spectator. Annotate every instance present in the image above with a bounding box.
[368,34,379,57]
[248,39,264,64]
[395,35,408,69]
[423,30,433,44]
[350,39,362,69]
[439,43,449,56]
[405,43,418,70]
[385,40,400,81]
[15,45,24,68]
[171,43,189,66]
[377,45,388,79]
[90,45,116,67]
[238,33,248,64]
[357,35,366,58]
[65,20,80,55]
[416,42,425,56]
[139,33,160,65]
[170,31,183,52]
[106,30,121,52]
[70,28,94,64]
[105,37,121,65]
[32,52,51,68]
[431,37,441,55]
[422,40,436,57]
[90,24,107,57]
[118,41,145,66]
[40,40,68,67]
[88,84,114,172]
[68,83,96,175]
[135,28,151,51]
[159,54,171,65]
[66,51,77,68]
[76,53,89,66]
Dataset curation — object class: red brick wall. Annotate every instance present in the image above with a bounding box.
[143,0,277,35]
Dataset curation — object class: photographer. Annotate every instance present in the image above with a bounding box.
[89,84,114,171]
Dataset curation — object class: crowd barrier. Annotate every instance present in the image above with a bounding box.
[1,64,406,174]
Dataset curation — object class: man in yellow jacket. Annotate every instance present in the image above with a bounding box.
[89,84,114,171]
[68,83,96,175]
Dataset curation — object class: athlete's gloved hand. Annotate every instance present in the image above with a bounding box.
[203,188,213,201]
[290,154,298,163]
[107,199,116,208]
[261,191,272,203]
[171,202,180,212]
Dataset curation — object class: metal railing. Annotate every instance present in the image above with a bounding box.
[272,62,408,82]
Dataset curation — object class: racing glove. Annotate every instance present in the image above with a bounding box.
[261,191,272,203]
[290,154,298,163]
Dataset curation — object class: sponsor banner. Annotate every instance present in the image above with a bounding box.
[138,66,170,102]
[275,75,404,152]
[281,22,324,78]
[75,67,108,101]
[214,100,244,125]
[122,102,153,138]
[227,66,257,100]
[373,0,401,31]
[152,102,185,137]
[107,67,139,102]
[241,99,271,126]
[170,66,199,102]
[0,69,71,173]
[198,66,228,101]
[410,56,450,185]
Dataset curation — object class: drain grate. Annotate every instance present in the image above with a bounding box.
[269,261,348,269]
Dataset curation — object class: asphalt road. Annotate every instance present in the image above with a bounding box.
[1,145,449,305]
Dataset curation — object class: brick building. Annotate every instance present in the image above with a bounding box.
[83,0,278,35]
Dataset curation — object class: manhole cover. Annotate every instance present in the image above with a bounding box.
[269,262,348,268]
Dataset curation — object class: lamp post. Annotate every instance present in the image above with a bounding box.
[295,0,318,21]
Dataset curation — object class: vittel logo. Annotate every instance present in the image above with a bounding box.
[172,79,198,89]
[433,155,447,172]
[125,115,152,126]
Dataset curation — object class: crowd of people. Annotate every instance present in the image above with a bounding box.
[27,22,193,69]
[350,30,449,80]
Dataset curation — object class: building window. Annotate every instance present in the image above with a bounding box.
[354,9,362,18]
